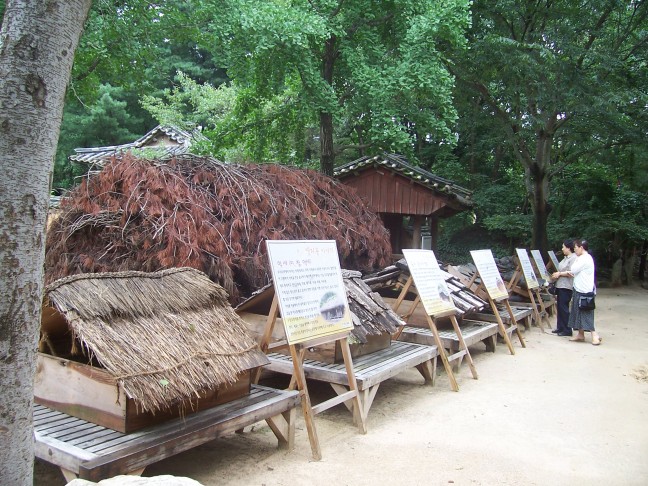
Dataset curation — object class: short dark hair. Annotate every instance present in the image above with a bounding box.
[575,239,589,251]
[563,239,575,252]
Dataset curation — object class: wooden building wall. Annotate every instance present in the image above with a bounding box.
[341,169,447,216]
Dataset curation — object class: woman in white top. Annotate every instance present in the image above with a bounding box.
[566,239,601,345]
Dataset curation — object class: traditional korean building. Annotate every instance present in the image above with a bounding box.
[334,154,473,254]
[69,124,198,168]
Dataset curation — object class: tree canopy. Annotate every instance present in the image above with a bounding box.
[48,0,648,268]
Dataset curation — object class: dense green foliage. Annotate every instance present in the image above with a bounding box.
[446,0,648,255]
[50,0,647,270]
[142,0,471,173]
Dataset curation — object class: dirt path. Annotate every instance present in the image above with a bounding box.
[35,284,648,485]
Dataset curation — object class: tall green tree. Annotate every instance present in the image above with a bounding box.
[450,0,648,253]
[187,0,470,174]
[53,0,228,189]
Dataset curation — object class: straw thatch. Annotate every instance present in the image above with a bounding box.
[45,154,392,305]
[43,267,269,413]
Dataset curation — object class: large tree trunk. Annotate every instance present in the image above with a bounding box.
[529,130,553,253]
[0,2,91,484]
[320,111,335,176]
[531,170,550,253]
[319,35,337,176]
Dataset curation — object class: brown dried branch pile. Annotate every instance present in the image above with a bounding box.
[45,154,392,304]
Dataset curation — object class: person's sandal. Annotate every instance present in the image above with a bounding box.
[570,336,585,342]
[592,336,602,346]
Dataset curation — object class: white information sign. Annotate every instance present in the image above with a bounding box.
[266,240,353,345]
[470,249,509,301]
[515,248,540,290]
[403,249,456,317]
[530,249,551,282]
[547,250,560,270]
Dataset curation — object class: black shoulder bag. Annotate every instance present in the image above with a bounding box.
[578,291,596,311]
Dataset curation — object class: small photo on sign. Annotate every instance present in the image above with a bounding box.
[319,291,345,322]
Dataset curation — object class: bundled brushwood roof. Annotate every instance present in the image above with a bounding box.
[236,270,403,345]
[43,267,269,413]
[364,259,488,316]
[45,154,392,304]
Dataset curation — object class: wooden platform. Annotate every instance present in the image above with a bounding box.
[266,341,438,421]
[471,306,534,330]
[397,319,499,354]
[34,385,300,482]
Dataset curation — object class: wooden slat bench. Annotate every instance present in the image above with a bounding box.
[471,306,534,331]
[34,384,300,482]
[397,319,499,358]
[265,340,437,422]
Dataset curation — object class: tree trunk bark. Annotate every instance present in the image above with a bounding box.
[319,35,337,176]
[527,129,552,254]
[531,172,550,253]
[320,111,335,176]
[0,2,91,484]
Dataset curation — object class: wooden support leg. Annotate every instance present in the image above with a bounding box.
[425,315,459,392]
[450,315,478,380]
[484,334,496,353]
[490,298,515,355]
[415,359,435,385]
[289,345,322,461]
[266,407,296,450]
[339,338,368,434]
[527,289,545,332]
[331,383,378,424]
[504,300,526,348]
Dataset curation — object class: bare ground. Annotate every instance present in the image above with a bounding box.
[35,284,648,486]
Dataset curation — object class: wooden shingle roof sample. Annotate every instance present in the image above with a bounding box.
[236,270,403,364]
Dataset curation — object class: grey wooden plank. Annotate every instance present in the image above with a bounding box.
[269,342,436,390]
[45,421,101,440]
[70,428,125,448]
[34,414,82,430]
[36,416,94,434]
[34,385,299,481]
[79,387,300,479]
[86,386,278,453]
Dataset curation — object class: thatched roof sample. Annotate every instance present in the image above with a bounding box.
[45,154,392,305]
[43,267,269,413]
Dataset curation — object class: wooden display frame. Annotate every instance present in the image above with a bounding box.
[507,261,549,332]
[461,270,526,355]
[391,275,477,392]
[256,295,366,461]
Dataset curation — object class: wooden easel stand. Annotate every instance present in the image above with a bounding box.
[257,295,367,460]
[393,276,478,392]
